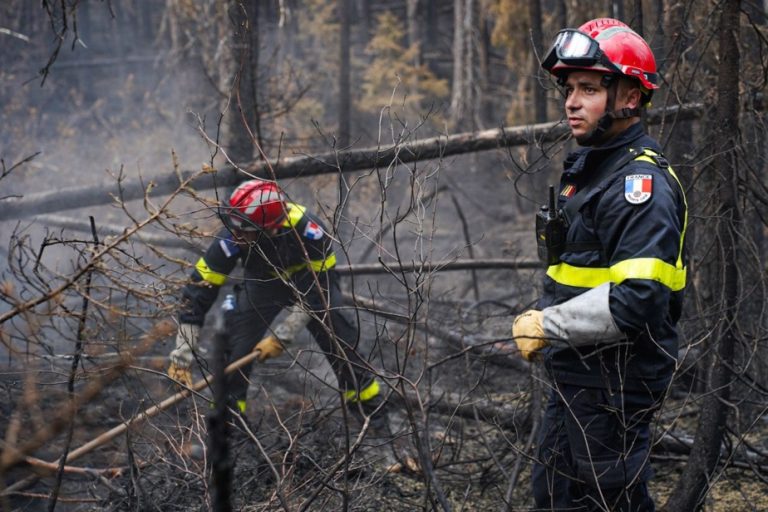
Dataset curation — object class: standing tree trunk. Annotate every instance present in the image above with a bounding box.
[664,0,741,508]
[226,0,261,164]
[336,0,352,249]
[743,0,768,393]
[450,0,475,129]
[406,0,421,67]
[450,0,466,128]
[338,0,350,148]
[631,0,643,35]
[610,0,625,20]
[529,0,546,123]
[554,0,567,31]
[477,2,492,124]
[425,0,438,51]
[355,0,370,36]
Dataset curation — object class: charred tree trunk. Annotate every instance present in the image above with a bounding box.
[226,0,261,164]
[631,0,643,36]
[450,0,475,129]
[529,0,546,124]
[338,0,350,148]
[741,0,768,392]
[661,0,697,390]
[477,5,492,124]
[406,0,421,67]
[610,0,624,20]
[337,0,352,249]
[208,299,235,512]
[664,0,741,509]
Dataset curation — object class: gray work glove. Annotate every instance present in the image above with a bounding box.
[168,324,200,386]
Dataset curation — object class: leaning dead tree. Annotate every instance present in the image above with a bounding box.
[0,103,705,221]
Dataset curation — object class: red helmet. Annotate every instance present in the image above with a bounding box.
[542,18,658,91]
[225,179,286,231]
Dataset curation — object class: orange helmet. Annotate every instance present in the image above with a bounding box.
[542,18,658,93]
[223,179,286,231]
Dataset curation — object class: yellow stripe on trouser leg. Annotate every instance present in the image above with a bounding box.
[344,379,380,403]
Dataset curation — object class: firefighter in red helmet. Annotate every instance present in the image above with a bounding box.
[509,18,688,510]
[168,178,386,429]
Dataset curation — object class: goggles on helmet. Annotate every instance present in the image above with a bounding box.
[218,204,247,233]
[541,29,622,75]
[218,203,265,233]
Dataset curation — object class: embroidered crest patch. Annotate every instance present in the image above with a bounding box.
[624,174,652,204]
[303,221,324,240]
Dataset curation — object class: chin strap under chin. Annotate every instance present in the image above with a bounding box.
[578,75,641,146]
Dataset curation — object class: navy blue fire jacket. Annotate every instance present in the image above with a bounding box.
[538,123,688,391]
[178,203,336,326]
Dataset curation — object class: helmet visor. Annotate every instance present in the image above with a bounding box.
[542,29,621,73]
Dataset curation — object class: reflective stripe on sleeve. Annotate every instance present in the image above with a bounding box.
[195,257,228,286]
[344,379,380,403]
[546,257,686,291]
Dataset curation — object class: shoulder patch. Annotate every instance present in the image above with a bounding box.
[624,174,653,204]
[303,221,324,240]
[219,237,240,258]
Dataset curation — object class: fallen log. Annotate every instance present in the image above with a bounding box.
[399,390,530,431]
[1,103,705,221]
[343,292,530,373]
[336,258,541,275]
[34,214,206,252]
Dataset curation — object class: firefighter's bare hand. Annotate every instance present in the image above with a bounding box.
[168,362,193,387]
[512,310,548,361]
[255,334,284,363]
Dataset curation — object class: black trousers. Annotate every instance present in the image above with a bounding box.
[532,382,663,511]
[223,270,371,405]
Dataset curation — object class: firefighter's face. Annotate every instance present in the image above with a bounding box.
[563,71,608,144]
[232,228,276,245]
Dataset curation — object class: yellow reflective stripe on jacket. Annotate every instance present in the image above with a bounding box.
[195,257,227,286]
[273,202,336,279]
[282,203,306,228]
[547,148,688,293]
[547,258,686,291]
[344,379,380,403]
[635,149,689,269]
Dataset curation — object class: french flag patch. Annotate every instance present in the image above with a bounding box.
[303,221,324,240]
[624,174,653,204]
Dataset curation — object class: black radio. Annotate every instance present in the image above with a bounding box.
[535,185,567,266]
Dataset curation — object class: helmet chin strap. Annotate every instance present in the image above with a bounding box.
[577,74,640,146]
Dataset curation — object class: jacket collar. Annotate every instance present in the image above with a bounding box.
[564,123,648,178]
